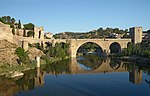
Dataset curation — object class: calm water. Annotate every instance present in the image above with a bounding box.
[0,54,150,96]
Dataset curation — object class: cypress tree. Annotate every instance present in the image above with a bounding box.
[18,20,21,29]
[12,27,15,35]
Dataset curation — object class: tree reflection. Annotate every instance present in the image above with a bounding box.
[42,59,70,75]
[15,69,37,90]
[109,58,121,70]
[77,54,103,70]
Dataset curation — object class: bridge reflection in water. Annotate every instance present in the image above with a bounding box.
[0,57,144,96]
[15,57,142,92]
[24,57,143,88]
[36,57,142,85]
[69,57,142,84]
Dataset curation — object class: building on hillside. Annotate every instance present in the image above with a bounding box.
[109,33,123,38]
[34,26,44,39]
[45,32,53,39]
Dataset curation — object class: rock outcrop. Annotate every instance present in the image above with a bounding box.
[0,40,18,65]
[28,47,44,60]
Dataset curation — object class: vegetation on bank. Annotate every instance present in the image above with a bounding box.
[41,43,69,63]
[0,63,36,75]
[111,40,150,63]
[0,40,69,75]
[123,41,150,58]
[118,40,150,58]
[15,47,30,65]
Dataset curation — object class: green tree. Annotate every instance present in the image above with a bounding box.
[11,18,15,24]
[126,43,133,55]
[55,45,66,58]
[12,27,15,35]
[0,16,16,28]
[27,31,34,37]
[15,47,30,64]
[23,28,26,37]
[24,23,35,30]
[18,20,21,29]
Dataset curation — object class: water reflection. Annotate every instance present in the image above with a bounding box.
[76,54,104,70]
[0,55,150,96]
[109,58,121,70]
[129,64,142,84]
[42,59,70,75]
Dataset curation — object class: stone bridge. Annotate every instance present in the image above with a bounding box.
[18,37,131,57]
[69,39,131,57]
[15,26,143,58]
[45,57,142,84]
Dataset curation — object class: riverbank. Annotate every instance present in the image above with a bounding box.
[0,57,69,76]
[116,56,150,64]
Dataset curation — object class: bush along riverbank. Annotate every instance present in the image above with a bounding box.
[110,40,150,64]
[0,56,69,76]
[118,56,150,64]
[0,41,70,76]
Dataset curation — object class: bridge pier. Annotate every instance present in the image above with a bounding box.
[36,56,40,68]
[69,40,77,58]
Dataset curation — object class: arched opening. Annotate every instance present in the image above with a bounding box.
[109,42,121,54]
[77,42,103,56]
[45,41,52,49]
[39,30,41,39]
[76,42,104,71]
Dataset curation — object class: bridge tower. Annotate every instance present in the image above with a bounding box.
[130,27,142,44]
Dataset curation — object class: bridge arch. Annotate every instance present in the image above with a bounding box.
[76,42,103,55]
[109,42,121,54]
[69,39,131,58]
[74,41,104,57]
[70,57,125,74]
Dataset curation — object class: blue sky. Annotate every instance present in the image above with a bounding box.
[0,0,150,33]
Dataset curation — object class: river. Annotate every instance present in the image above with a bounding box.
[0,54,150,96]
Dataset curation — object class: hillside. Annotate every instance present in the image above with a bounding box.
[0,40,18,65]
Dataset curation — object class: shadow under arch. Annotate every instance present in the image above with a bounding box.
[109,42,121,54]
[75,42,104,71]
[76,42,103,56]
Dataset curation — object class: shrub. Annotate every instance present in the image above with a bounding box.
[15,47,30,64]
[27,31,34,37]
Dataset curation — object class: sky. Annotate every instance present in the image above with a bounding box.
[0,0,150,33]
